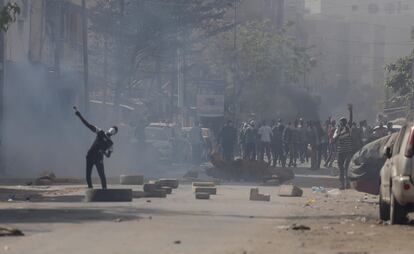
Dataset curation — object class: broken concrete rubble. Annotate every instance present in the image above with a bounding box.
[84,189,133,202]
[195,192,210,200]
[194,187,217,195]
[278,185,303,197]
[249,188,271,201]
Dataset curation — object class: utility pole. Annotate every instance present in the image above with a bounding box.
[0,0,5,173]
[275,0,284,29]
[82,0,89,115]
[233,0,238,121]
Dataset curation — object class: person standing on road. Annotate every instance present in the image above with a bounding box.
[333,104,354,190]
[219,120,237,161]
[324,119,337,168]
[283,122,296,167]
[245,120,257,160]
[271,120,285,167]
[190,121,204,165]
[74,106,118,189]
[258,120,273,163]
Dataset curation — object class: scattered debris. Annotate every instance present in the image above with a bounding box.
[290,224,311,231]
[304,198,316,207]
[276,225,290,230]
[278,185,303,197]
[311,186,327,193]
[249,188,271,201]
[114,218,122,223]
[327,189,341,197]
[0,227,24,237]
[209,153,294,182]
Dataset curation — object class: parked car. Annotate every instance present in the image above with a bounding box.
[145,123,190,163]
[379,123,414,224]
[349,133,397,195]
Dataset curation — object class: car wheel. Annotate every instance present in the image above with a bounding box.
[379,188,390,221]
[390,191,408,225]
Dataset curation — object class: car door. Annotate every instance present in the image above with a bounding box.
[381,126,407,201]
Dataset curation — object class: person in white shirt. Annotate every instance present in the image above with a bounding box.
[258,120,273,163]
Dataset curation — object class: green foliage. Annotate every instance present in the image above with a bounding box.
[204,20,314,118]
[0,2,20,32]
[385,50,414,97]
[89,0,237,96]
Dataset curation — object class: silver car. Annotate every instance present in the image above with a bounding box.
[380,123,414,224]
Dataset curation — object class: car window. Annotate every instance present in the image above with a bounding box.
[394,125,407,155]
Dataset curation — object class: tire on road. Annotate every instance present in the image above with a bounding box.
[120,175,144,185]
[85,189,132,202]
[390,192,408,225]
[379,188,390,221]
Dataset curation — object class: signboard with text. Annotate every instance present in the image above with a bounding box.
[196,80,225,117]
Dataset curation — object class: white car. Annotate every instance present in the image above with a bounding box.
[379,123,414,224]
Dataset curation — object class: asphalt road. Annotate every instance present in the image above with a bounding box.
[1,183,414,254]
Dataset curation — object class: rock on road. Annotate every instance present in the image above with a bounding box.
[1,184,414,254]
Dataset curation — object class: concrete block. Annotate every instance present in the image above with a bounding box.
[161,186,173,194]
[249,188,270,201]
[120,175,144,185]
[195,192,210,200]
[278,185,303,197]
[85,189,132,202]
[192,182,216,187]
[158,179,179,189]
[195,187,217,195]
[143,183,159,192]
[132,190,146,198]
[145,189,167,198]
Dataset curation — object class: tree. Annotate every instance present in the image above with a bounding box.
[89,0,237,119]
[0,2,19,32]
[203,20,316,119]
[385,50,414,98]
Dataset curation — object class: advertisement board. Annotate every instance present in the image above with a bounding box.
[196,80,225,117]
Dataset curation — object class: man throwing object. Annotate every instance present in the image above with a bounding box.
[74,106,118,189]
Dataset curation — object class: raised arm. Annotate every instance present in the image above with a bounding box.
[348,104,353,127]
[73,106,97,133]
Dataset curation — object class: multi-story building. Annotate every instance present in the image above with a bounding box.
[302,0,414,120]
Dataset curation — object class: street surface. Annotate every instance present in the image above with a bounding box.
[1,178,414,253]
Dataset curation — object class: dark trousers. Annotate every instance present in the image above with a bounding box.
[259,142,271,162]
[337,152,352,188]
[86,157,107,189]
[246,142,256,160]
[272,145,285,167]
[222,143,234,161]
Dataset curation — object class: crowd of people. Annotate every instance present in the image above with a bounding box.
[217,105,398,189]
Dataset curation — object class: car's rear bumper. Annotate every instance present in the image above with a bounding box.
[392,176,414,205]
